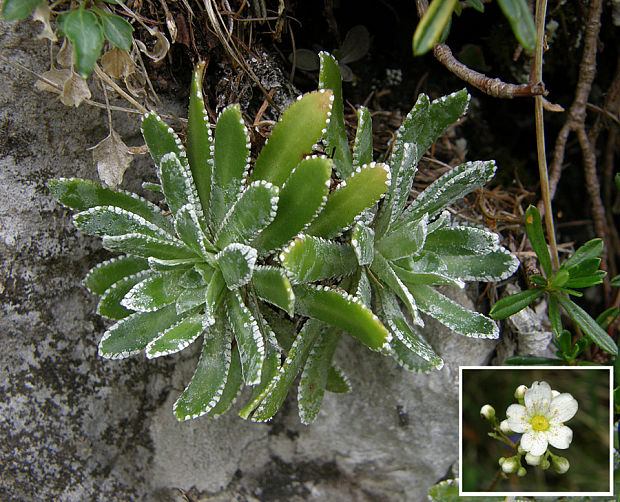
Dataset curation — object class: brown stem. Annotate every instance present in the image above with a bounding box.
[486,469,504,492]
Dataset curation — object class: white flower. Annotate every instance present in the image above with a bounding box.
[505,380,578,456]
[525,452,541,466]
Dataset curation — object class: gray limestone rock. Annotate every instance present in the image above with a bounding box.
[1,20,499,501]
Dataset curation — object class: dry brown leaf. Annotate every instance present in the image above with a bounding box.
[33,3,57,42]
[35,67,71,93]
[101,48,136,79]
[56,38,74,68]
[60,72,91,107]
[124,69,147,97]
[90,129,133,188]
[135,28,170,63]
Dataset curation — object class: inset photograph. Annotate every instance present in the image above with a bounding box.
[460,367,612,496]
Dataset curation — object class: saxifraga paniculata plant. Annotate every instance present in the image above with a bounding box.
[49,53,518,425]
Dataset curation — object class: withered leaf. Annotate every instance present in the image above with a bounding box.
[90,128,133,188]
[135,27,170,63]
[33,3,57,42]
[35,67,71,93]
[60,72,91,107]
[56,38,74,68]
[101,47,136,79]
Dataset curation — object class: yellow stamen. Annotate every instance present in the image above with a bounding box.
[531,415,550,432]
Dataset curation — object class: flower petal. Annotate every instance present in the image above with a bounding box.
[506,404,528,433]
[524,380,552,410]
[549,393,578,423]
[520,430,548,456]
[548,425,573,449]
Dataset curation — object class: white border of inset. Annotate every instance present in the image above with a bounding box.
[459,365,613,497]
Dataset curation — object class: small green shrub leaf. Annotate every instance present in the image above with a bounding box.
[252,266,295,316]
[563,238,604,269]
[97,269,154,319]
[62,7,104,78]
[281,235,358,283]
[293,284,391,351]
[251,90,334,187]
[74,205,169,239]
[555,294,618,355]
[215,243,257,290]
[145,314,203,358]
[489,288,544,320]
[84,255,149,295]
[103,233,197,260]
[252,156,332,254]
[351,223,375,266]
[596,307,620,331]
[496,0,536,51]
[548,295,562,335]
[524,205,552,277]
[1,0,43,21]
[376,214,428,260]
[121,270,184,312]
[306,162,390,238]
[413,0,457,55]
[99,304,180,359]
[352,106,373,168]
[565,271,606,289]
[95,9,133,51]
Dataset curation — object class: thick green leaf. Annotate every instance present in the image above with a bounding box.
[252,156,332,254]
[49,178,173,234]
[497,0,536,51]
[318,52,353,179]
[175,286,206,315]
[147,257,197,272]
[214,180,279,249]
[293,284,390,351]
[355,268,373,307]
[174,204,216,256]
[391,264,464,288]
[489,288,544,320]
[1,0,42,21]
[121,270,184,312]
[208,344,243,418]
[438,248,519,282]
[97,269,153,319]
[280,235,357,283]
[74,205,169,239]
[99,304,180,359]
[145,314,203,358]
[210,104,251,226]
[215,243,257,290]
[351,222,375,266]
[61,7,104,78]
[251,319,325,422]
[326,366,351,394]
[141,113,187,170]
[250,90,333,187]
[84,255,148,295]
[555,294,618,355]
[173,317,231,420]
[252,266,295,316]
[352,106,373,168]
[409,283,499,338]
[423,224,498,255]
[186,62,213,223]
[404,160,496,221]
[238,341,281,419]
[376,214,428,261]
[298,327,341,424]
[94,9,133,51]
[563,238,604,269]
[226,291,265,385]
[103,233,197,260]
[306,162,390,238]
[525,205,552,277]
[412,0,458,55]
[158,152,200,217]
[204,269,225,326]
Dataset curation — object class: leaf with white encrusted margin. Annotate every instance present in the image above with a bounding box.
[209,104,251,227]
[306,162,391,239]
[121,270,185,312]
[103,233,198,260]
[226,290,265,385]
[208,344,243,417]
[251,319,325,422]
[175,286,206,315]
[145,314,203,358]
[99,303,181,359]
[326,366,351,393]
[73,205,170,240]
[281,235,358,283]
[251,266,295,316]
[376,213,428,261]
[174,204,217,256]
[351,223,375,266]
[238,340,280,419]
[423,224,498,255]
[214,181,279,249]
[293,284,390,351]
[215,243,257,290]
[433,248,519,282]
[318,52,353,179]
[352,106,373,168]
[84,255,149,295]
[375,286,443,369]
[371,252,424,327]
[250,90,334,187]
[252,156,332,255]
[173,313,231,421]
[204,269,226,327]
[391,263,465,288]
[187,61,213,220]
[407,283,499,338]
[48,178,174,235]
[158,152,195,216]
[141,112,186,169]
[298,327,341,424]
[148,257,197,272]
[97,269,154,319]
[404,160,496,222]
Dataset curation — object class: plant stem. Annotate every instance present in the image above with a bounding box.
[486,469,504,491]
[533,0,560,271]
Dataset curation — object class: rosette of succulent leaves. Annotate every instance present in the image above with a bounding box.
[49,53,518,425]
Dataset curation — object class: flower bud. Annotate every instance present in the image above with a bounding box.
[480,404,495,420]
[499,419,512,434]
[517,467,527,477]
[525,453,542,466]
[498,457,505,466]
[552,455,570,474]
[501,456,520,474]
[517,445,526,455]
[540,458,551,470]
[514,385,527,400]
